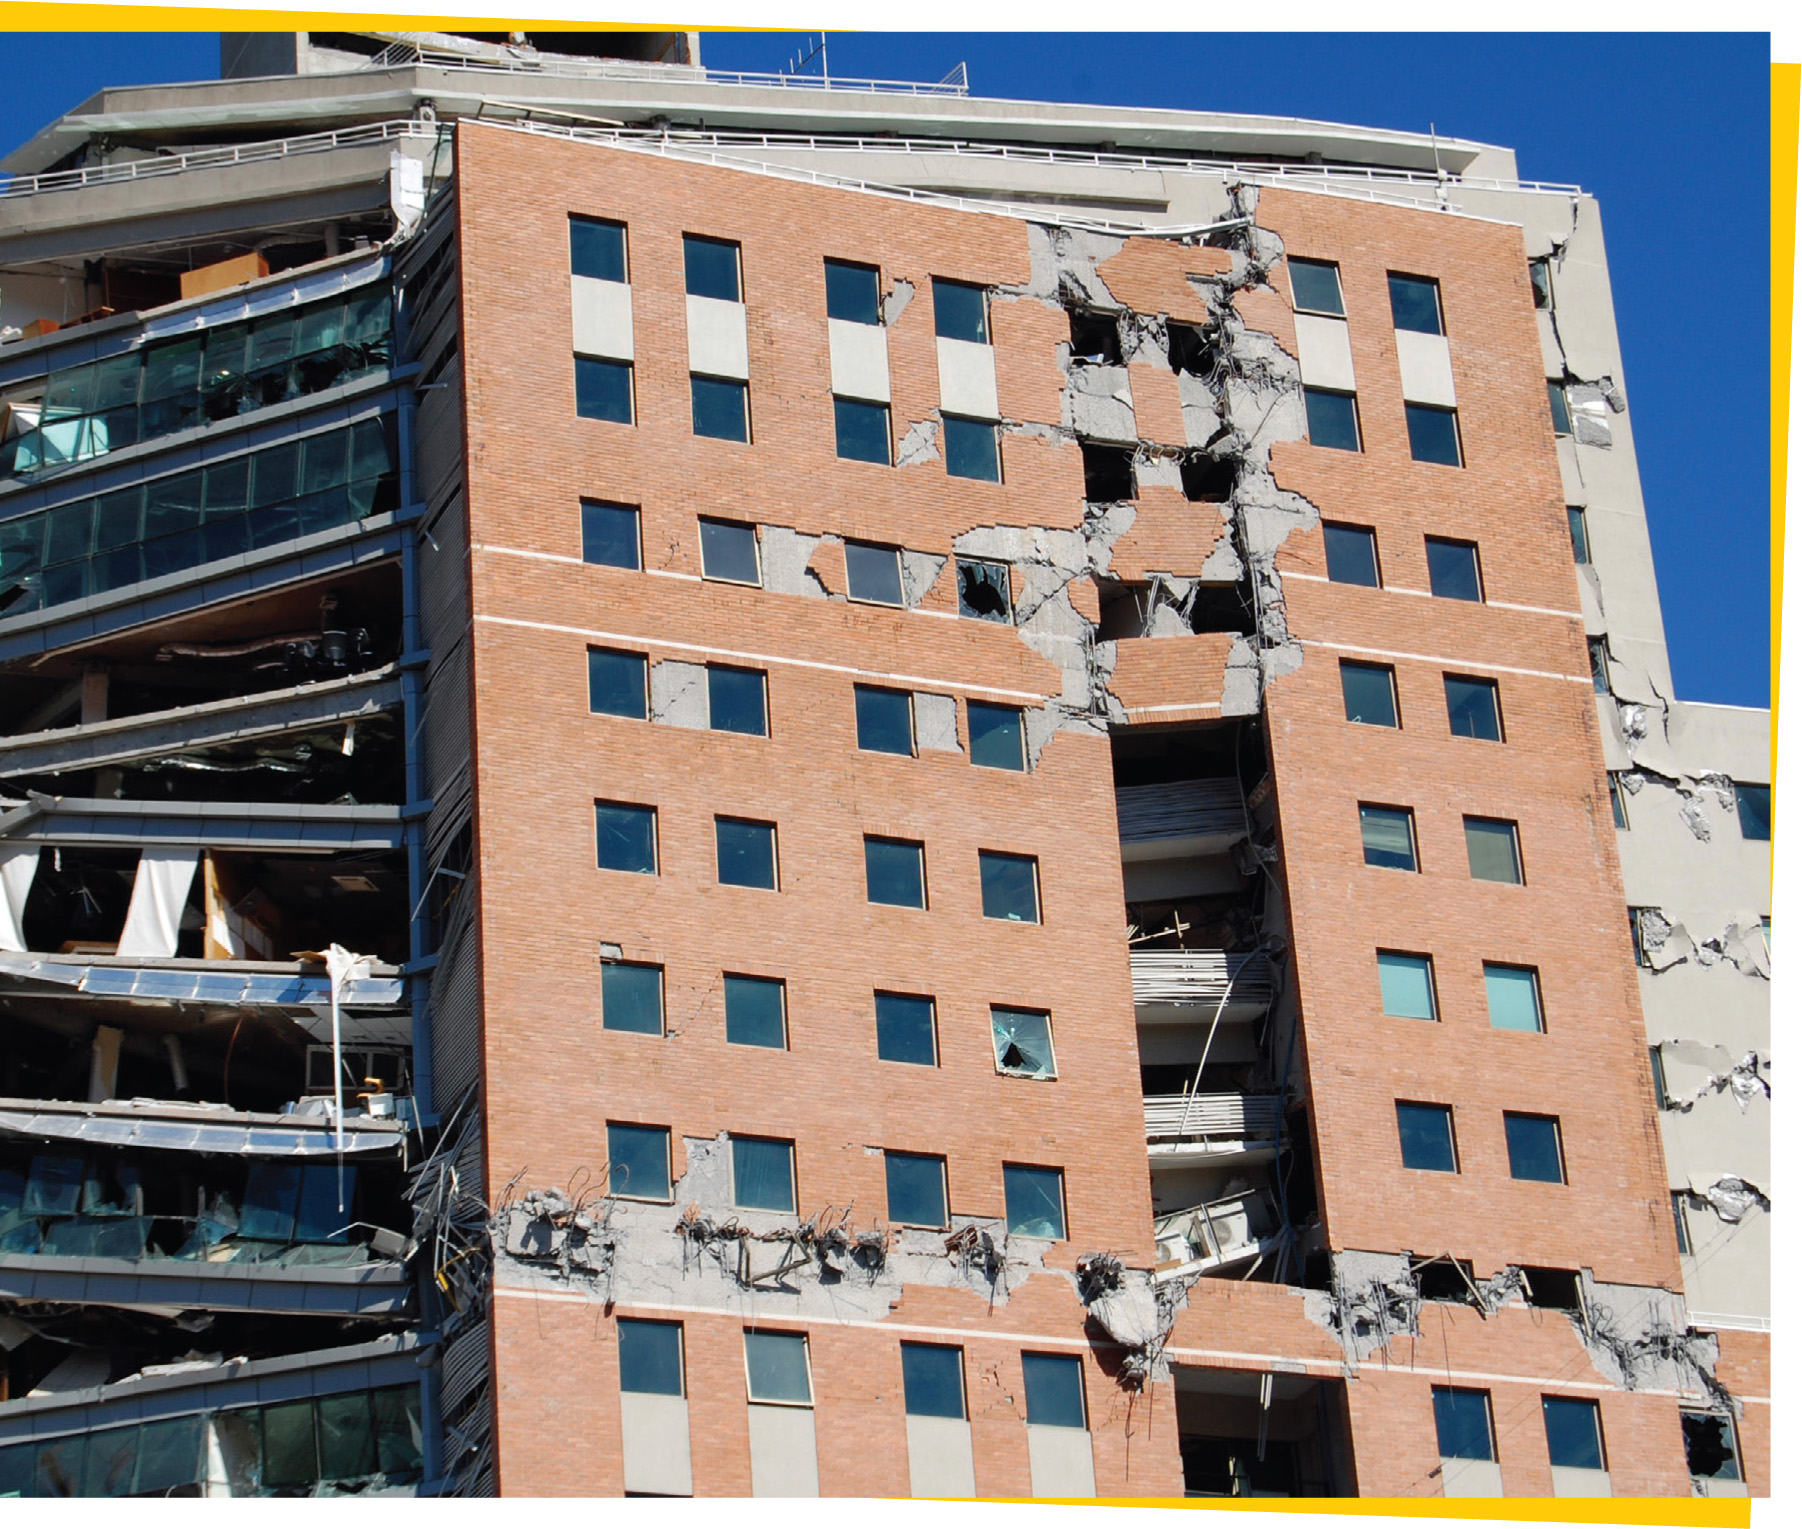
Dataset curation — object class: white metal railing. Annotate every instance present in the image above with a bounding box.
[1130,949,1272,1009]
[1116,778,1244,846]
[1144,1091,1282,1144]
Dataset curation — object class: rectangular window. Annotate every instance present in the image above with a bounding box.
[716,817,778,889]
[1432,1387,1494,1461]
[1425,537,1483,601]
[1672,1191,1691,1255]
[1628,907,1658,968]
[932,278,989,344]
[1650,1045,1670,1109]
[618,1320,684,1397]
[1589,637,1612,694]
[602,961,664,1035]
[943,415,1001,481]
[1396,1102,1458,1172]
[608,1122,672,1200]
[1567,505,1591,564]
[1464,816,1524,885]
[834,397,891,463]
[1376,951,1437,1020]
[1288,257,1345,317]
[589,648,648,720]
[1528,258,1553,310]
[1504,1112,1566,1183]
[900,1344,966,1420]
[743,1330,812,1405]
[1303,387,1361,451]
[865,837,926,908]
[570,215,627,283]
[1609,773,1630,829]
[699,517,761,585]
[1444,675,1503,741]
[955,557,1013,621]
[1388,273,1443,335]
[1021,1354,1086,1429]
[1359,804,1418,872]
[845,540,905,605]
[1003,1164,1066,1239]
[1735,783,1771,841]
[1081,442,1137,501]
[875,992,937,1065]
[825,259,881,324]
[691,376,749,442]
[1681,1411,1742,1484]
[1484,964,1544,1033]
[968,701,1026,770]
[1548,380,1573,435]
[596,801,658,875]
[683,234,741,302]
[575,356,633,424]
[724,974,787,1050]
[854,685,915,755]
[581,499,641,569]
[991,1006,1056,1078]
[1405,403,1462,466]
[708,664,768,736]
[1340,660,1399,727]
[730,1136,796,1213]
[979,850,1040,923]
[1069,308,1124,365]
[1323,522,1381,587]
[884,1151,949,1228]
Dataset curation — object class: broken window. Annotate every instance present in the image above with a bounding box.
[1609,773,1630,830]
[1340,660,1399,727]
[825,258,881,324]
[968,701,1026,771]
[691,375,749,442]
[875,992,937,1065]
[683,234,741,302]
[1179,452,1235,502]
[1302,387,1361,452]
[1520,1266,1583,1311]
[1503,1112,1565,1183]
[1377,951,1437,1020]
[1548,379,1573,435]
[1021,1353,1086,1428]
[724,974,787,1050]
[1425,536,1483,601]
[1444,675,1502,741]
[1672,1191,1692,1255]
[1405,403,1462,467]
[1484,964,1544,1033]
[715,817,778,889]
[1682,1411,1742,1484]
[991,1006,1056,1078]
[619,1319,685,1396]
[1068,309,1122,365]
[1414,1256,1477,1303]
[1323,522,1381,587]
[900,1344,966,1420]
[581,499,641,569]
[1464,816,1523,885]
[744,1330,811,1404]
[1735,783,1771,841]
[979,850,1040,923]
[575,356,634,424]
[1081,442,1136,502]
[1648,1045,1671,1109]
[1287,258,1345,317]
[1003,1165,1066,1240]
[1431,1387,1494,1461]
[854,685,915,755]
[956,557,1013,622]
[570,215,628,283]
[596,802,658,875]
[1166,322,1214,377]
[699,516,761,584]
[589,647,648,720]
[845,540,905,605]
[1628,907,1659,968]
[835,397,891,463]
[608,1122,672,1200]
[1359,804,1418,872]
[1567,505,1591,564]
[1529,258,1553,310]
[730,1136,796,1214]
[707,664,768,735]
[943,415,1001,482]
[864,837,926,908]
[602,961,665,1035]
[932,279,989,344]
[1589,637,1612,694]
[1396,1102,1458,1172]
[884,1150,948,1228]
[1388,274,1444,335]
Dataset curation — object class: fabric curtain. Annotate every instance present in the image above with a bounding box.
[116,847,200,958]
[0,845,41,953]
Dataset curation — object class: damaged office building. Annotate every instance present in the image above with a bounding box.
[0,26,1767,1499]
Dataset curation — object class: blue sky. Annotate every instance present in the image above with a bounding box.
[0,31,1772,706]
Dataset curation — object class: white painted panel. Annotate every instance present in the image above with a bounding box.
[1537,309,1565,376]
[1293,313,1356,391]
[571,274,634,361]
[1555,436,1586,503]
[620,1392,693,1497]
[687,294,749,380]
[1396,329,1457,406]
[748,1403,819,1497]
[1551,1466,1612,1498]
[1440,1458,1504,1497]
[936,336,999,419]
[906,1415,976,1498]
[829,318,891,402]
[1026,1424,1095,1498]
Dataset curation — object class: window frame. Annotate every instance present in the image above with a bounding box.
[617,1318,685,1398]
[1395,1100,1459,1173]
[1375,950,1438,1021]
[1528,258,1553,310]
[1287,257,1346,318]
[569,214,628,284]
[682,233,742,303]
[853,684,916,757]
[955,556,1014,622]
[843,539,907,606]
[1464,815,1525,885]
[1443,673,1504,742]
[864,835,927,909]
[1608,772,1630,829]
[1002,1163,1068,1240]
[833,396,892,464]
[606,1120,674,1202]
[742,1329,813,1407]
[1340,659,1400,728]
[1424,536,1484,603]
[883,1150,950,1229]
[706,662,769,737]
[595,800,659,876]
[1548,379,1574,435]
[931,277,990,344]
[1387,272,1444,335]
[600,960,666,1037]
[899,1343,968,1421]
[874,991,939,1066]
[1735,783,1771,842]
[1431,1385,1496,1463]
[1404,402,1463,467]
[697,516,762,586]
[968,700,1027,771]
[690,374,750,443]
[580,498,642,570]
[1503,1111,1567,1184]
[1567,505,1591,564]
[824,258,882,325]
[1302,386,1362,452]
[1020,1352,1088,1429]
[1359,803,1419,873]
[714,815,779,891]
[587,646,648,721]
[990,1005,1058,1079]
[729,1135,797,1215]
[943,414,1002,482]
[1483,962,1545,1034]
[978,849,1042,923]
[723,973,789,1051]
[573,355,634,425]
[1681,1409,1743,1485]
[1322,521,1382,588]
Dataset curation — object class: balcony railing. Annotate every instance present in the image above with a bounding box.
[1116,779,1244,854]
[1130,949,1272,1017]
[1144,1091,1282,1152]
[1153,1189,1283,1280]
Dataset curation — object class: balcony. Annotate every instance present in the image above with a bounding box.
[1130,948,1272,1024]
[1144,1092,1282,1166]
[1116,779,1245,861]
[1152,1188,1285,1281]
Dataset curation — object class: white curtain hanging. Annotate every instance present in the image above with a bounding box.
[0,845,41,953]
[116,847,200,958]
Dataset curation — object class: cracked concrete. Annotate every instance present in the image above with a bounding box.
[648,659,707,728]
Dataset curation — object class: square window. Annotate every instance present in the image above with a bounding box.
[1069,308,1124,365]
[1396,1102,1458,1172]
[596,801,658,875]
[1323,522,1381,587]
[1303,387,1361,451]
[900,1344,965,1420]
[1287,258,1345,317]
[1340,661,1399,727]
[716,817,778,889]
[825,259,881,324]
[1464,816,1523,884]
[731,1136,796,1213]
[1542,1397,1605,1471]
[691,376,749,442]
[1425,537,1483,602]
[1528,258,1553,310]
[575,356,633,424]
[708,664,768,736]
[569,216,627,283]
[588,648,647,720]
[1003,1164,1066,1239]
[968,701,1026,770]
[1607,773,1629,829]
[875,992,937,1065]
[581,499,641,569]
[955,558,1012,621]
[845,540,905,605]
[1735,783,1771,841]
[1021,1353,1086,1428]
[834,397,891,464]
[979,850,1040,922]
[699,517,761,585]
[744,1330,811,1405]
[943,415,1001,481]
[1504,1112,1565,1183]
[932,278,988,343]
[683,234,741,302]
[865,837,926,908]
[1681,1411,1741,1484]
[1405,403,1462,466]
[1081,442,1136,501]
[991,1006,1056,1078]
[608,1122,672,1200]
[1567,505,1591,564]
[854,685,914,755]
[884,1151,948,1228]
[1548,380,1573,435]
[1359,804,1418,872]
[724,974,787,1049]
[1444,675,1503,741]
[1376,951,1437,1020]
[1484,964,1544,1032]
[1589,637,1612,694]
[1388,273,1443,335]
[618,1320,684,1397]
[1432,1386,1494,1461]
[602,961,664,1035]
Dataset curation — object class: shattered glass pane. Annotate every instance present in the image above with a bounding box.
[1682,1411,1741,1481]
[1020,1353,1085,1427]
[875,993,936,1065]
[239,1163,302,1242]
[731,1136,795,1213]
[619,1321,685,1396]
[575,357,633,424]
[943,415,1000,482]
[41,1216,151,1258]
[743,1331,811,1403]
[1432,1387,1493,1460]
[1425,538,1482,602]
[724,975,787,1049]
[1464,817,1523,884]
[570,216,627,283]
[956,558,1012,622]
[595,802,658,875]
[699,518,760,584]
[1388,274,1443,335]
[884,1151,947,1227]
[316,1393,377,1483]
[1503,1113,1564,1182]
[715,817,777,889]
[608,1122,671,1200]
[900,1344,965,1419]
[1376,953,1436,1020]
[1287,259,1344,317]
[581,500,641,569]
[1405,404,1462,466]
[371,1386,424,1476]
[825,259,881,325]
[968,702,1025,771]
[707,665,767,735]
[1396,1103,1457,1172]
[1303,388,1360,452]
[991,1007,1056,1078]
[134,1416,204,1496]
[295,1164,355,1242]
[854,686,914,755]
[1444,676,1502,740]
[844,541,905,605]
[979,851,1039,922]
[683,235,740,302]
[1484,965,1543,1032]
[690,376,748,442]
[1542,1397,1604,1470]
[23,1154,83,1217]
[1003,1165,1065,1239]
[864,838,925,908]
[932,279,988,344]
[834,398,890,464]
[602,962,664,1035]
[260,1399,319,1490]
[1359,806,1416,872]
[208,1409,263,1496]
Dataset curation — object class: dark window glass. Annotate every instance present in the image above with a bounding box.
[1303,387,1361,451]
[979,851,1040,922]
[608,1122,672,1199]
[716,817,777,889]
[596,802,658,875]
[575,356,633,423]
[1323,522,1380,586]
[699,517,760,584]
[1376,952,1437,1020]
[1736,784,1771,841]
[825,259,881,324]
[1567,506,1591,564]
[683,235,741,301]
[602,962,664,1035]
[1549,380,1573,434]
[956,558,1012,621]
[1288,258,1345,316]
[1609,774,1630,829]
[1360,805,1417,871]
[81,1423,137,1496]
[991,1007,1056,1078]
[875,993,937,1065]
[261,1399,319,1487]
[1020,1353,1085,1427]
[845,540,905,604]
[731,1136,795,1213]
[1542,1397,1604,1471]
[1405,404,1462,466]
[619,1320,684,1397]
[943,415,1000,481]
[900,1344,965,1419]
[865,837,925,908]
[968,702,1026,770]
[135,1415,204,1495]
[1388,274,1443,334]
[1464,816,1523,884]
[1444,675,1502,740]
[724,975,787,1050]
[1003,1164,1065,1239]
[708,665,767,735]
[1425,537,1482,601]
[1396,1102,1458,1172]
[588,648,647,719]
[884,1151,948,1227]
[743,1331,810,1403]
[932,279,988,343]
[1682,1412,1741,1482]
[581,500,640,569]
[835,397,890,463]
[1504,1112,1565,1182]
[1340,661,1398,727]
[691,376,749,442]
[854,685,914,755]
[1590,638,1612,694]
[570,216,627,282]
[1432,1387,1493,1460]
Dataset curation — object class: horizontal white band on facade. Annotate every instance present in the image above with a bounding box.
[1282,571,1582,621]
[1687,1311,1772,1333]
[1123,702,1223,714]
[1296,637,1592,686]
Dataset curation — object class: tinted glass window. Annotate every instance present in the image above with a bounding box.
[570,216,627,282]
[1504,1113,1564,1182]
[1288,258,1344,316]
[944,416,1000,481]
[708,665,767,735]
[865,837,925,908]
[1396,1103,1457,1172]
[581,500,640,569]
[691,376,748,442]
[1542,1397,1604,1471]
[699,518,760,584]
[608,1122,671,1199]
[854,686,914,755]
[884,1151,948,1227]
[845,541,905,604]
[825,259,881,324]
[1021,1353,1085,1427]
[575,357,633,423]
[683,235,740,301]
[1549,381,1573,434]
[1388,274,1443,334]
[1736,784,1771,841]
[1567,506,1591,564]
[1432,1387,1493,1460]
[1323,523,1380,586]
[602,962,663,1034]
[596,803,657,874]
[1360,805,1417,871]
[900,1344,965,1419]
[1484,964,1543,1032]
[724,975,787,1049]
[1304,388,1361,451]
[968,702,1026,770]
[1405,404,1462,466]
[1444,675,1501,740]
[1425,538,1482,601]
[731,1137,795,1213]
[588,648,647,719]
[932,279,988,343]
[1003,1164,1065,1238]
[618,1320,684,1396]
[835,398,891,463]
[743,1331,810,1403]
[875,993,937,1065]
[716,818,777,889]
[1465,817,1523,884]
[1341,662,1398,727]
[1377,952,1436,1020]
[979,851,1040,922]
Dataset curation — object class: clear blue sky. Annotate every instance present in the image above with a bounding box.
[0,31,1771,707]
